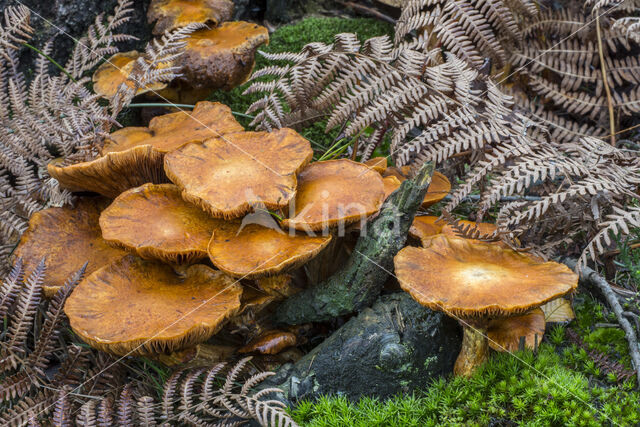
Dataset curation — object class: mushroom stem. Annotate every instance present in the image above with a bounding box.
[454,320,489,378]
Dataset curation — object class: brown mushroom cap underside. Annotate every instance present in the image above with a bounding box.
[13,198,127,298]
[165,128,313,218]
[101,101,244,155]
[64,255,242,356]
[100,183,225,264]
[179,22,269,90]
[394,235,578,318]
[282,159,385,232]
[408,216,443,243]
[47,145,168,198]
[147,0,234,35]
[92,51,168,99]
[488,308,546,352]
[207,222,332,279]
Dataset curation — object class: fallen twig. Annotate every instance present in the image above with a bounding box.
[336,1,396,24]
[563,258,640,386]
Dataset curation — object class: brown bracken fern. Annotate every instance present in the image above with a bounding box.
[0,258,127,425]
[67,357,296,426]
[0,2,194,273]
[509,3,640,142]
[245,0,640,268]
[244,33,538,170]
[394,0,537,69]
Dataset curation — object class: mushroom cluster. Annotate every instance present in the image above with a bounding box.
[17,102,400,358]
[93,0,269,104]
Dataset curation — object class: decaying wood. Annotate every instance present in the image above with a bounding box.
[275,162,435,325]
[563,258,640,386]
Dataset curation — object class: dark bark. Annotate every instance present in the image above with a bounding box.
[275,162,435,325]
[264,293,461,403]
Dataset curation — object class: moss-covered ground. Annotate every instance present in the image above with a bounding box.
[204,16,640,426]
[291,296,640,426]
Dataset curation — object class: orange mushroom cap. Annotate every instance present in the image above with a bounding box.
[394,235,578,318]
[12,198,127,297]
[64,255,242,356]
[101,101,244,155]
[100,183,224,264]
[147,0,234,35]
[408,216,443,244]
[49,102,243,198]
[282,159,385,232]
[381,168,450,208]
[164,128,312,218]
[92,51,169,99]
[488,308,546,352]
[207,222,332,279]
[179,22,269,90]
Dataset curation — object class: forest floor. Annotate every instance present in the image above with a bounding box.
[119,16,640,426]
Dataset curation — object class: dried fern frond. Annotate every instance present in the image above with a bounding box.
[509,6,640,142]
[65,0,136,79]
[110,22,205,115]
[459,135,640,267]
[0,260,85,403]
[0,259,130,425]
[394,0,534,69]
[245,33,539,182]
[67,357,296,426]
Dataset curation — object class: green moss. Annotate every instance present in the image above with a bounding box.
[206,17,393,151]
[290,296,640,426]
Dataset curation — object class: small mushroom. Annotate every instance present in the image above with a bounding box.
[164,128,313,218]
[363,157,387,173]
[13,198,127,297]
[92,51,169,99]
[394,234,577,377]
[238,330,297,355]
[381,168,450,208]
[64,255,242,356]
[282,159,385,232]
[48,102,243,198]
[100,183,224,264]
[179,21,269,90]
[382,175,403,200]
[147,0,234,35]
[408,216,443,244]
[207,222,332,279]
[421,171,451,208]
[487,308,546,352]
